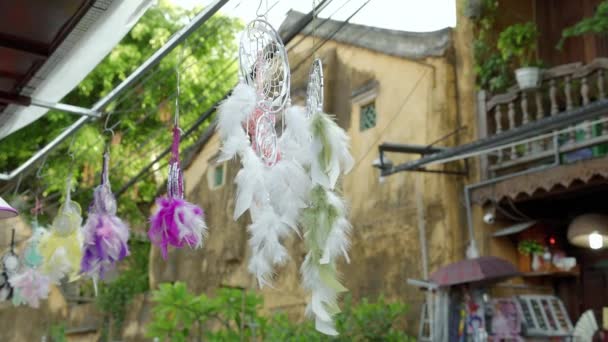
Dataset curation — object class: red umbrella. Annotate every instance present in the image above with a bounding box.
[430,256,519,287]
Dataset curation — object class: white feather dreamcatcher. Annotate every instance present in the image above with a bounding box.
[217,18,309,287]
[283,58,354,335]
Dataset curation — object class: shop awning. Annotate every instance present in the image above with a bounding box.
[0,0,152,139]
[471,157,608,204]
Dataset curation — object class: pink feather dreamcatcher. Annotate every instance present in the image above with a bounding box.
[217,18,309,287]
[148,56,207,259]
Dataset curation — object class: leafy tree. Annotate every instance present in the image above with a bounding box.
[147,282,415,341]
[558,0,608,49]
[0,0,242,230]
[0,2,241,339]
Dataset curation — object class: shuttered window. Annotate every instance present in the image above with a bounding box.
[360,101,377,131]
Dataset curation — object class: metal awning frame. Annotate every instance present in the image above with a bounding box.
[375,142,469,176]
[380,98,608,177]
[0,0,229,181]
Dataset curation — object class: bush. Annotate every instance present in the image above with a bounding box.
[147,282,415,341]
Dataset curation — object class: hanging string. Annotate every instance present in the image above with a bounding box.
[256,0,269,18]
[9,229,15,254]
[174,46,184,129]
[169,46,185,199]
[65,134,77,204]
[312,0,318,56]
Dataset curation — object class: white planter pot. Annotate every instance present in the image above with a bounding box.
[515,67,541,90]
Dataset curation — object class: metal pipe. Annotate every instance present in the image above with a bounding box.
[0,0,228,181]
[383,98,608,176]
[379,142,445,154]
[0,116,89,181]
[30,98,101,117]
[463,134,560,258]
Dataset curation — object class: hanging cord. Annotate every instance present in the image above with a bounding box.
[312,0,318,56]
[9,229,15,254]
[30,156,48,221]
[101,110,120,187]
[168,46,185,199]
[103,111,120,152]
[65,134,77,206]
[100,148,111,187]
[256,0,269,18]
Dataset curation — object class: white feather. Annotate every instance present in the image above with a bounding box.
[301,254,341,334]
[233,148,266,220]
[310,112,354,189]
[174,203,208,249]
[268,158,310,233]
[247,205,290,287]
[315,317,339,336]
[217,83,256,141]
[320,191,352,265]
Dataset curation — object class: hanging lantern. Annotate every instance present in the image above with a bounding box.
[0,196,18,219]
[567,214,608,250]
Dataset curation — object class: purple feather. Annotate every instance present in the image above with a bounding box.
[80,153,130,280]
[148,127,207,259]
[148,197,206,259]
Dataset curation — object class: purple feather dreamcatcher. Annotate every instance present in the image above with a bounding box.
[148,127,207,258]
[81,151,130,281]
[148,56,207,259]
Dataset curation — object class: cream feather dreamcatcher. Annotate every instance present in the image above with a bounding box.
[217,18,309,287]
[283,58,354,335]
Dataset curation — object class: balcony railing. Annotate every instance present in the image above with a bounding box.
[478,58,608,177]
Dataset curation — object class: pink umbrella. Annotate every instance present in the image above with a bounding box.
[430,256,519,287]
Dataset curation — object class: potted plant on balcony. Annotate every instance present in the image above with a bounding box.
[517,239,544,272]
[498,22,541,90]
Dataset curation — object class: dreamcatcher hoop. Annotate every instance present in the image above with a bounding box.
[306,58,324,117]
[239,18,291,115]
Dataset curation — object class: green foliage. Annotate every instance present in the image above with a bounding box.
[49,323,67,342]
[472,0,512,92]
[0,0,242,229]
[517,239,544,255]
[558,0,608,49]
[147,282,414,341]
[96,240,150,339]
[497,22,540,68]
[147,283,265,341]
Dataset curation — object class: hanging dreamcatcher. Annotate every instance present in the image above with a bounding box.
[38,173,83,283]
[0,230,19,301]
[148,52,207,259]
[81,144,130,283]
[282,58,354,335]
[217,17,309,287]
[10,225,51,308]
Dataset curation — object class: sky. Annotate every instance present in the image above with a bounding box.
[170,0,457,32]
